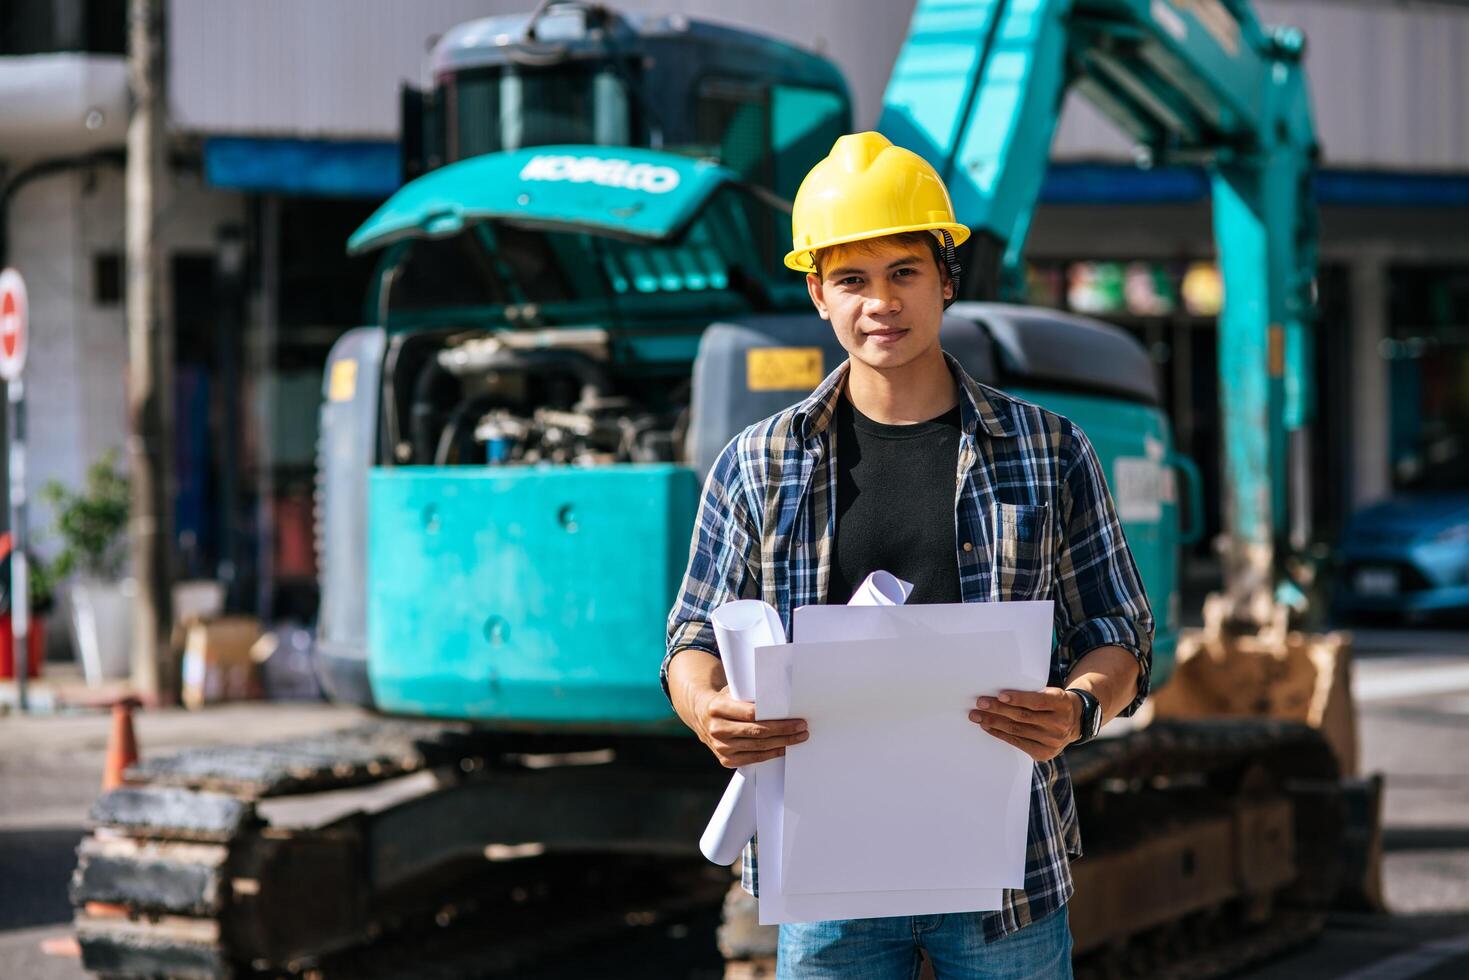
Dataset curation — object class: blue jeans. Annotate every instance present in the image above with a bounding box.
[777,904,1073,980]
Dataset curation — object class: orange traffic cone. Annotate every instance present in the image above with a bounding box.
[86,699,142,923]
[101,698,140,792]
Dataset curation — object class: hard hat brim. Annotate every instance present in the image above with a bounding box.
[784,221,972,274]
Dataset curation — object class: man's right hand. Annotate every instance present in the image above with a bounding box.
[693,687,809,768]
[668,647,808,768]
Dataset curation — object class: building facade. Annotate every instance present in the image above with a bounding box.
[2,0,1466,628]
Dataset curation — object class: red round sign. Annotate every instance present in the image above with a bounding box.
[0,269,27,382]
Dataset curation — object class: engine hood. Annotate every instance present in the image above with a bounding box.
[347,146,740,255]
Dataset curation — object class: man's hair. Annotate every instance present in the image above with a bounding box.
[810,231,946,281]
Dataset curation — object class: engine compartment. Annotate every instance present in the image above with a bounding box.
[385,327,689,469]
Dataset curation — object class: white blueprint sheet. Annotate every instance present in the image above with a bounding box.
[699,573,915,866]
[752,600,1053,924]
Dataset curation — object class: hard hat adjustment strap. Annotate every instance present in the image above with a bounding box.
[938,229,962,306]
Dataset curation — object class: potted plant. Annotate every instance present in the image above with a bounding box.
[40,450,134,685]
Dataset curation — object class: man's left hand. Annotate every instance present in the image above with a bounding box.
[969,688,1081,762]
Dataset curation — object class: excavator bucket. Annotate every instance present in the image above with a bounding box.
[1149,596,1385,911]
[1151,597,1357,775]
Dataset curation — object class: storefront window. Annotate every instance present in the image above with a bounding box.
[1050,260,1192,317]
[1386,265,1469,492]
[1020,257,1351,552]
[0,0,124,56]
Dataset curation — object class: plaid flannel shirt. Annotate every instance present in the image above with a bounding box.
[662,352,1153,942]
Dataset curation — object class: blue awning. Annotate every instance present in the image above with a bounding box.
[1040,164,1210,205]
[204,136,400,198]
[347,146,738,254]
[1040,162,1469,207]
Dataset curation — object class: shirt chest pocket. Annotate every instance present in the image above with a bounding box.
[989,501,1055,602]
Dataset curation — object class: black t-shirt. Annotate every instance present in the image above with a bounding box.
[827,393,963,605]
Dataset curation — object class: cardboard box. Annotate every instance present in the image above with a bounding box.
[181,616,263,710]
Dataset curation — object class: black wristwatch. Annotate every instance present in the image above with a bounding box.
[1067,688,1102,745]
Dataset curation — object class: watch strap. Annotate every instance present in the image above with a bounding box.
[1067,688,1101,744]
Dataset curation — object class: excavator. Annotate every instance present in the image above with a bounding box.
[69,2,1372,977]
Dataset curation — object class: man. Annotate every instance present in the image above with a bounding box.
[662,132,1153,978]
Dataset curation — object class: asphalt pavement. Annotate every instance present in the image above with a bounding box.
[0,626,1465,979]
[1242,627,1469,980]
[0,702,369,980]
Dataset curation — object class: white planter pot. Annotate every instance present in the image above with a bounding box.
[71,579,135,686]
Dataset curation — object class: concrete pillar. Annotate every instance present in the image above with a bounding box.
[1349,255,1390,508]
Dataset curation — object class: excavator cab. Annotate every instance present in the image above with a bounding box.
[400,2,849,198]
[397,2,850,283]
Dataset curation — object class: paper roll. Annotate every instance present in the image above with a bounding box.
[850,570,914,607]
[700,599,785,865]
[712,599,785,703]
[698,571,913,865]
[699,769,757,866]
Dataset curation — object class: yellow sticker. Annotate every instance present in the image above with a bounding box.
[747,347,823,392]
[329,359,358,402]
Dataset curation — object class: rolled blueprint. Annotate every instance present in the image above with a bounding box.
[699,600,784,865]
[713,600,786,705]
[699,571,913,865]
[850,569,915,607]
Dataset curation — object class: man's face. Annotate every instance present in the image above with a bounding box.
[806,237,953,373]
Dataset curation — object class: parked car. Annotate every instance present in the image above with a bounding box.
[1334,493,1469,620]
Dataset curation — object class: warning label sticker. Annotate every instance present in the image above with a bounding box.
[1113,456,1165,523]
[329,359,358,402]
[747,348,824,392]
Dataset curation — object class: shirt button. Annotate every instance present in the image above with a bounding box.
[962,541,974,553]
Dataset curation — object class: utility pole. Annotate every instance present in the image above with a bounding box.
[126,0,173,703]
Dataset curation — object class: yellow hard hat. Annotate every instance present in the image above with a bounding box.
[783,131,971,274]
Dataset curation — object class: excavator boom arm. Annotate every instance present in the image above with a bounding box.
[880,0,1318,612]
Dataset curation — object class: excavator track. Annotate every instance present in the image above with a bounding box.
[69,719,728,978]
[70,717,1358,978]
[1065,718,1350,979]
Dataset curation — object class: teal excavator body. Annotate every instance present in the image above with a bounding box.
[316,1,1282,727]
